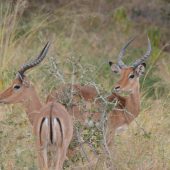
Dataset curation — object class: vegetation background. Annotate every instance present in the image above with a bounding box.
[0,0,170,169]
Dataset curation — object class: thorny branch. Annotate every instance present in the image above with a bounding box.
[75,125,92,170]
[49,57,65,84]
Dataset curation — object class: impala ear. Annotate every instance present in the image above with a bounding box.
[109,61,121,74]
[135,63,146,77]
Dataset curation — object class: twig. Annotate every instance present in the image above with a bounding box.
[49,57,65,83]
[75,126,92,170]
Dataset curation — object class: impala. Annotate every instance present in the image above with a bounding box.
[0,43,73,170]
[105,36,151,143]
[47,36,151,145]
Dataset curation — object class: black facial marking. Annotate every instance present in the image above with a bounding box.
[39,117,46,146]
[56,118,63,144]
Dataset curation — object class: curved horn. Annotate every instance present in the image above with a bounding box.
[18,42,50,78]
[117,37,136,68]
[132,37,151,68]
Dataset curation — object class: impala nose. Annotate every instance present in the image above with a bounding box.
[113,86,120,93]
[115,86,120,90]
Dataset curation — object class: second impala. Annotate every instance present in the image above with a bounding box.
[47,36,152,144]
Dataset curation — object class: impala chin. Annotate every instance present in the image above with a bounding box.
[121,90,133,96]
[112,88,120,94]
[113,89,133,96]
[112,89,120,94]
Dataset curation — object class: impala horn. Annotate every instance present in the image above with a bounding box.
[17,42,50,79]
[117,36,136,68]
[132,37,151,68]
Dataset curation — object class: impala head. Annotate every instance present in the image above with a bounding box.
[109,36,151,94]
[0,42,50,104]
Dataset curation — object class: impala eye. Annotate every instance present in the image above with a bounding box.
[129,74,135,79]
[13,85,21,90]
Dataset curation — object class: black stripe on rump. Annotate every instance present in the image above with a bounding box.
[50,114,53,144]
[56,118,63,144]
[39,117,46,146]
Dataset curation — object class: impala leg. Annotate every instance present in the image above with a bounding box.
[42,148,48,170]
[55,146,67,170]
[105,123,115,148]
[37,144,49,170]
[106,131,115,147]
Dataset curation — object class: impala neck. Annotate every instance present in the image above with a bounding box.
[22,86,42,124]
[125,81,140,118]
[108,80,141,119]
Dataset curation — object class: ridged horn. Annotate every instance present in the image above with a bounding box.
[18,42,50,79]
[117,37,136,68]
[132,37,151,67]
